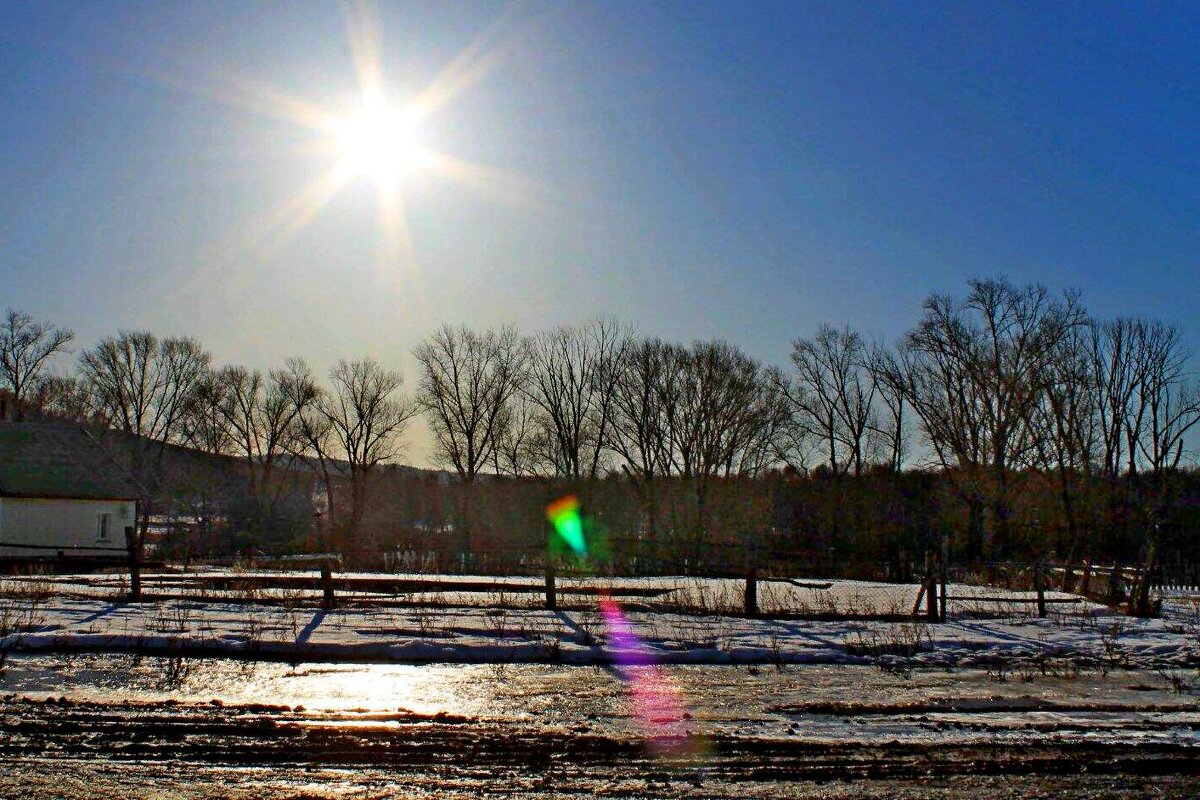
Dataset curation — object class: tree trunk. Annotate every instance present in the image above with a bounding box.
[693,476,709,568]
[1059,469,1078,560]
[644,475,658,570]
[992,468,1011,558]
[127,511,146,601]
[966,494,985,564]
[459,481,475,570]
[349,476,364,549]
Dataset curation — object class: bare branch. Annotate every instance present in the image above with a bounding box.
[0,308,74,419]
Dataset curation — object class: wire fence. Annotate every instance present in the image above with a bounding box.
[98,550,1149,621]
[1158,561,1200,593]
[3,533,1162,621]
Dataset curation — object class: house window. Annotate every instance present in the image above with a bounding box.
[97,513,111,541]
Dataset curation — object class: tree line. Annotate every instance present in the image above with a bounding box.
[3,275,1199,572]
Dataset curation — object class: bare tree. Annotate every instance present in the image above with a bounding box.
[888,278,1084,558]
[682,340,784,480]
[414,324,525,482]
[764,369,813,473]
[1128,320,1200,476]
[651,341,694,477]
[79,331,211,597]
[781,324,876,476]
[655,340,782,556]
[172,368,234,553]
[218,358,320,536]
[303,358,415,552]
[28,374,92,424]
[182,369,233,456]
[1089,318,1144,481]
[868,342,909,472]
[522,318,629,481]
[0,309,74,420]
[880,313,989,559]
[415,324,525,558]
[81,332,210,444]
[609,337,673,547]
[1082,317,1199,538]
[491,392,542,476]
[1028,321,1099,557]
[627,339,784,570]
[966,279,1085,552]
[1097,318,1200,608]
[610,337,784,557]
[298,405,337,545]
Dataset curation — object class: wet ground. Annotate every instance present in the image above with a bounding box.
[2,655,1200,798]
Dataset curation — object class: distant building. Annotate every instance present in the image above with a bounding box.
[0,421,139,564]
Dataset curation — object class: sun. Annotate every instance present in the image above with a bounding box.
[169,0,543,292]
[333,100,427,184]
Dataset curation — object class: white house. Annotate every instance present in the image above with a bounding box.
[0,422,138,563]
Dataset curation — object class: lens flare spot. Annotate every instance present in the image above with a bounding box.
[545,494,587,558]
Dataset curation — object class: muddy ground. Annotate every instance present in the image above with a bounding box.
[2,695,1200,798]
[3,656,1200,798]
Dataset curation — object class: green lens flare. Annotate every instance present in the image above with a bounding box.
[545,495,587,558]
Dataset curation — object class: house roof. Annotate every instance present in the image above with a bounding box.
[0,422,141,501]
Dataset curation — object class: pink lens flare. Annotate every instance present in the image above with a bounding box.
[599,592,706,758]
[544,495,707,760]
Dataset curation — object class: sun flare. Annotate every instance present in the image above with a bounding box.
[163,0,542,301]
[333,102,427,184]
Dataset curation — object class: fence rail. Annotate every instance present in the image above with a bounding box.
[0,540,128,554]
[5,534,1165,620]
[16,553,1149,621]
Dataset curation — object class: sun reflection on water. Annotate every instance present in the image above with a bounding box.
[223,663,495,716]
[13,657,490,717]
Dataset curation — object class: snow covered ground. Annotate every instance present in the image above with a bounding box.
[2,573,1197,668]
[5,573,1197,798]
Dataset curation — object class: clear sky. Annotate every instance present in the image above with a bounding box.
[2,1,1198,465]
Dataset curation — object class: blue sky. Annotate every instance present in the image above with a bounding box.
[2,1,1198,463]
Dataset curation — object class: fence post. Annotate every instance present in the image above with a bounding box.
[124,525,142,602]
[925,553,938,622]
[1035,560,1047,619]
[545,558,557,611]
[939,533,948,623]
[744,566,758,618]
[1108,564,1123,606]
[1131,536,1157,617]
[320,560,335,609]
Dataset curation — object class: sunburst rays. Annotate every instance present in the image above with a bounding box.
[140,0,544,308]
